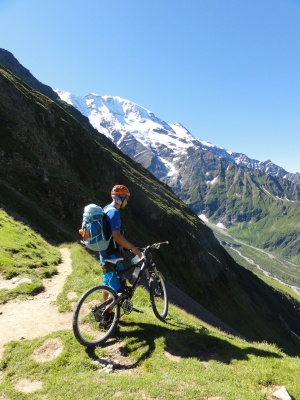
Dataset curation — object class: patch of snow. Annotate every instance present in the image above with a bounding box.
[199,214,208,222]
[206,177,218,185]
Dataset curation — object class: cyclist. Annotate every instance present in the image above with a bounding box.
[100,184,142,297]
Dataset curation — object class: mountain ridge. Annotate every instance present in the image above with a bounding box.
[54,89,300,183]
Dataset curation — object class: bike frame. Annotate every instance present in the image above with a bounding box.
[104,242,167,312]
[103,256,148,312]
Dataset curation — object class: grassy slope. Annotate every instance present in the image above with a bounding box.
[0,210,61,303]
[210,222,300,302]
[1,238,300,400]
[177,153,300,265]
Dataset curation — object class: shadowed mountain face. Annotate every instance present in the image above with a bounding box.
[0,49,300,355]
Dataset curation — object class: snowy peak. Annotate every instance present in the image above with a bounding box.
[54,90,299,185]
[56,90,177,144]
[54,90,195,151]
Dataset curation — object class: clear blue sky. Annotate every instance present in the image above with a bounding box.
[1,0,300,173]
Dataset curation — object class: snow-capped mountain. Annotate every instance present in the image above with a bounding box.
[55,90,300,189]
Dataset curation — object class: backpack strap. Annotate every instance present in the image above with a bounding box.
[104,205,117,213]
[103,205,118,249]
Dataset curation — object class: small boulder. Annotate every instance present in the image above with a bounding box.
[273,386,292,400]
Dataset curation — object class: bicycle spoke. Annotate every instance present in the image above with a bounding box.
[73,285,120,347]
[149,271,168,320]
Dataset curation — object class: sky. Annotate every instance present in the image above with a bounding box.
[1,0,300,173]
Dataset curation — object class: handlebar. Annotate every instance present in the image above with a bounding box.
[131,241,169,264]
[141,241,169,252]
[148,241,169,250]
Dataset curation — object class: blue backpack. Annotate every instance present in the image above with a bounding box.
[79,204,113,251]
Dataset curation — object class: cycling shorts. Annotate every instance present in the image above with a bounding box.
[101,258,125,293]
[102,271,122,293]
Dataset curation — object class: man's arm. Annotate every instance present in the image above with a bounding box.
[112,230,142,258]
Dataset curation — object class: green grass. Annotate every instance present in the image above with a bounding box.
[0,209,61,303]
[1,243,300,399]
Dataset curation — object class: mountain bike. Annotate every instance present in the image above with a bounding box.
[72,241,169,347]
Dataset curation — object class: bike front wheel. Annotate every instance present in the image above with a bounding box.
[149,270,168,321]
[72,285,120,347]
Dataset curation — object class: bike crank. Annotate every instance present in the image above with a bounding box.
[122,298,133,314]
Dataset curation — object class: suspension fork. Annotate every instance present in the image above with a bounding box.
[146,264,160,281]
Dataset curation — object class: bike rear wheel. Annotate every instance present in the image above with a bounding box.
[149,270,168,321]
[72,285,120,347]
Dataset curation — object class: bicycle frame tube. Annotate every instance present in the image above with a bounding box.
[112,246,161,312]
[104,291,128,312]
[104,255,161,316]
[115,260,148,300]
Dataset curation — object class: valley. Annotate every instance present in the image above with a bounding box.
[203,215,300,299]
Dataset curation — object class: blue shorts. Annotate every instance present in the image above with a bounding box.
[103,271,122,293]
[101,258,125,293]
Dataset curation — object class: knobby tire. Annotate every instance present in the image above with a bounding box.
[149,270,168,320]
[72,285,120,347]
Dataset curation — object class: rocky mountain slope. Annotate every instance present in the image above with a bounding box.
[54,90,300,185]
[1,49,300,354]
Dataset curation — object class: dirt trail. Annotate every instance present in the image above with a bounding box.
[0,248,73,347]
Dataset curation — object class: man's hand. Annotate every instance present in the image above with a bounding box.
[132,246,143,259]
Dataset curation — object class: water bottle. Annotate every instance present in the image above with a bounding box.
[131,255,141,264]
[132,266,141,281]
[131,255,142,282]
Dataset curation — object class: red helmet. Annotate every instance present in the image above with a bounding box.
[111,185,130,197]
